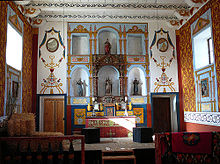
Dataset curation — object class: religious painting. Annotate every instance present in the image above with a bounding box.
[201,78,209,97]
[74,109,86,125]
[133,108,144,124]
[157,38,169,52]
[12,81,19,98]
[46,37,59,53]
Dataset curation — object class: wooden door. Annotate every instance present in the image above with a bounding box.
[153,97,171,133]
[56,99,64,133]
[44,99,55,132]
[44,98,64,133]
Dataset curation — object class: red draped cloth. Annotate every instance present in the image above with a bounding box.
[172,132,212,154]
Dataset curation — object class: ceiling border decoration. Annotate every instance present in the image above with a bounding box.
[26,2,190,10]
[37,14,178,21]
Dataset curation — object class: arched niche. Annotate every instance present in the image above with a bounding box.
[71,67,89,97]
[98,66,120,97]
[128,67,146,96]
[98,30,117,54]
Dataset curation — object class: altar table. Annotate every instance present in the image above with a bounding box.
[85,116,136,138]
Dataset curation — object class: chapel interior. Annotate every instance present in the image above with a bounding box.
[0,0,219,164]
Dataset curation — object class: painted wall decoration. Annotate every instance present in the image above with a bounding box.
[6,65,21,113]
[194,65,217,112]
[0,2,8,116]
[150,28,175,58]
[149,26,178,93]
[184,111,220,126]
[177,0,220,126]
[133,108,144,124]
[22,22,33,113]
[74,108,86,125]
[37,23,67,95]
[40,54,64,94]
[178,23,196,112]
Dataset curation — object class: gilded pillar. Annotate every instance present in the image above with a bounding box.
[67,31,72,105]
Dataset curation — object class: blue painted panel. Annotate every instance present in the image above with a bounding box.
[71,105,87,132]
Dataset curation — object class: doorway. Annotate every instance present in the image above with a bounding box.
[152,94,178,133]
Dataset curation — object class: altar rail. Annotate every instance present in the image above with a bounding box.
[155,132,220,164]
[0,135,85,164]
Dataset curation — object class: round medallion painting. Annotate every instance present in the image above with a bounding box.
[46,38,59,53]
[157,38,168,52]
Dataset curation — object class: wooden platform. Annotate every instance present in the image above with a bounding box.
[102,149,136,164]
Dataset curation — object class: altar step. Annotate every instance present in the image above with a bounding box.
[102,150,136,164]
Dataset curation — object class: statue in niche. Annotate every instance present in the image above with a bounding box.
[105,77,112,95]
[83,80,87,96]
[76,78,84,97]
[133,78,140,95]
[104,38,111,55]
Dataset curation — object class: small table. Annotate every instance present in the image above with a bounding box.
[82,128,100,144]
[133,127,153,143]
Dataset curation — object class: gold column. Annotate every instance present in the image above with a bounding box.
[146,76,150,104]
[144,25,150,104]
[67,32,72,105]
[89,77,93,104]
[124,76,128,96]
[209,71,213,112]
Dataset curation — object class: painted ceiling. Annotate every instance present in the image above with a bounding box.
[15,0,209,28]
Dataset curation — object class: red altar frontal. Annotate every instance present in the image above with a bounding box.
[85,116,136,138]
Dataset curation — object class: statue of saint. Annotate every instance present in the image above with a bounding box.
[133,78,139,95]
[76,78,84,97]
[104,38,111,55]
[105,78,112,95]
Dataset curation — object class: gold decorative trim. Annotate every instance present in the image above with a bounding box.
[195,64,214,73]
[70,25,89,33]
[68,21,148,25]
[96,25,119,33]
[192,17,210,36]
[127,25,144,33]
[32,19,42,25]
[9,14,22,33]
[25,7,36,14]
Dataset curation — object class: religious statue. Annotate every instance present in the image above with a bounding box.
[105,77,112,95]
[133,78,139,95]
[76,78,84,97]
[104,38,111,55]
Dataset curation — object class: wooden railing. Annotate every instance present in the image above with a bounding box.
[0,135,85,164]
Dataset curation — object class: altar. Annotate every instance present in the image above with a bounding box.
[85,116,136,138]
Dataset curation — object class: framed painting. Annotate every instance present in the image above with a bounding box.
[12,81,19,98]
[201,78,209,97]
[157,38,169,52]
[46,37,59,53]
